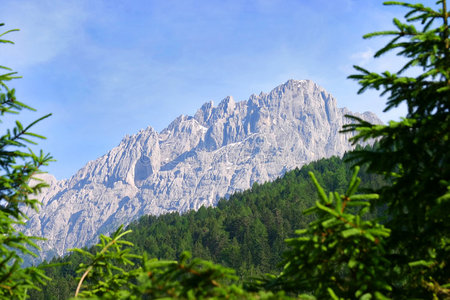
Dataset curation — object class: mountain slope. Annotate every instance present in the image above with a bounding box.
[30,155,386,300]
[23,79,381,261]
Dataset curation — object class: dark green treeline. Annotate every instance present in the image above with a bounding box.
[30,154,385,299]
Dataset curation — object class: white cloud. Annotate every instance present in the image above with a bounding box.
[350,47,374,67]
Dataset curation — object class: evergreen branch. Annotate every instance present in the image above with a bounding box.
[73,226,133,297]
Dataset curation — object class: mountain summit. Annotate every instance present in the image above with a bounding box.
[23,80,381,261]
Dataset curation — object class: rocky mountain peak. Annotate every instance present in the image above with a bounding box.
[22,80,382,263]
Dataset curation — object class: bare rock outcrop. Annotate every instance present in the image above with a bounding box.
[22,79,382,261]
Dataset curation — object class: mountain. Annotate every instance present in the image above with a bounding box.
[22,79,382,261]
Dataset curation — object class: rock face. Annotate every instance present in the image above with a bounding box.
[22,79,381,261]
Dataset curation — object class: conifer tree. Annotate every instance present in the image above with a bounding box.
[0,23,53,298]
[254,168,392,299]
[342,0,449,298]
[256,1,449,299]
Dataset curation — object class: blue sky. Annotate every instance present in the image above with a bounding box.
[1,0,413,179]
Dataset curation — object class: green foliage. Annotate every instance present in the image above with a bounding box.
[255,168,391,299]
[70,225,139,298]
[41,162,385,300]
[70,226,296,300]
[0,23,53,298]
[114,155,377,276]
[32,155,385,299]
[250,1,450,299]
[341,1,450,298]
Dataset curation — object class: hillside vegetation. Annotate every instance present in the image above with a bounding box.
[30,154,385,299]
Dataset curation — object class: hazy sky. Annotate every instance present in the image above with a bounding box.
[1,0,414,179]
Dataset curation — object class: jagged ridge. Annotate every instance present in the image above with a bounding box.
[22,79,381,261]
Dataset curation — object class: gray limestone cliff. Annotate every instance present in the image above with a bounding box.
[22,80,382,261]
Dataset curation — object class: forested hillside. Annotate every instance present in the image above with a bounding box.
[30,154,385,299]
